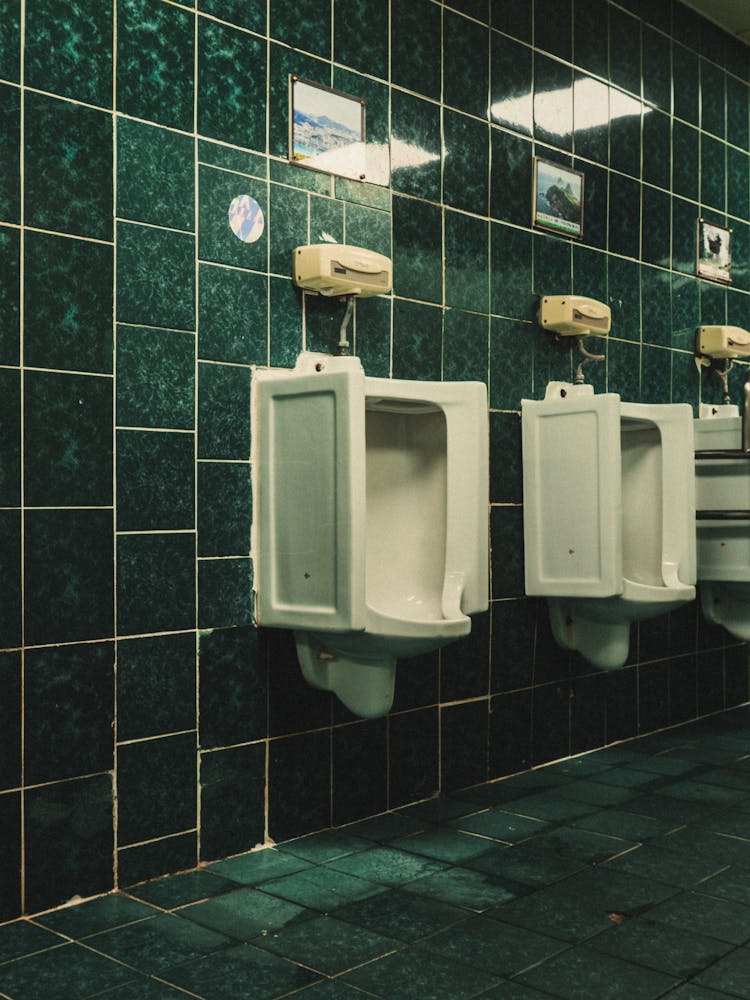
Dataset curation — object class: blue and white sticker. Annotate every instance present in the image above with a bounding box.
[228,194,264,243]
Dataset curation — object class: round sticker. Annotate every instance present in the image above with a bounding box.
[228,195,264,243]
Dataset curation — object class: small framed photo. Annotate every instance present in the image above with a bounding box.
[289,76,366,182]
[532,157,584,239]
[697,218,732,284]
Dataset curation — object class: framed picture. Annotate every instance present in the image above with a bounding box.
[532,157,584,239]
[289,76,366,182]
[697,218,732,284]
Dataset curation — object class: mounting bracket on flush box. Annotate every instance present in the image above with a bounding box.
[292,244,392,298]
[538,295,611,337]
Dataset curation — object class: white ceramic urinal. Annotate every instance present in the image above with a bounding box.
[522,382,696,670]
[694,404,750,639]
[252,352,488,718]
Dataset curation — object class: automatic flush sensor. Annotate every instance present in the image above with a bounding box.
[292,244,392,298]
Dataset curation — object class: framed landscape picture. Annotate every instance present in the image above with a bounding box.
[289,76,366,182]
[532,157,584,239]
[697,218,732,284]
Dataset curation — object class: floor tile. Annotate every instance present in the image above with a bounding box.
[589,767,665,789]
[417,914,566,977]
[397,796,481,823]
[86,913,229,974]
[603,844,727,888]
[500,792,597,824]
[207,847,312,885]
[556,780,634,807]
[658,780,748,808]
[326,845,448,886]
[589,916,735,977]
[331,886,469,942]
[0,942,135,1000]
[341,944,503,998]
[402,865,517,911]
[701,867,750,907]
[663,984,741,999]
[694,946,750,997]
[345,811,427,842]
[178,886,312,940]
[465,843,587,889]
[515,944,678,999]
[87,978,192,999]
[276,829,371,863]
[0,920,65,962]
[127,869,239,909]
[162,942,319,999]
[521,825,634,863]
[259,867,385,911]
[36,895,156,939]
[622,793,716,825]
[449,809,549,843]
[571,809,675,842]
[646,891,750,945]
[391,827,497,863]
[251,913,401,975]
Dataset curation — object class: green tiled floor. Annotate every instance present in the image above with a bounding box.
[4,709,750,998]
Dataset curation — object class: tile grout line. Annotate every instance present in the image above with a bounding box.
[18,0,26,920]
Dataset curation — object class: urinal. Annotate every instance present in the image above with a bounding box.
[252,352,488,718]
[694,404,750,640]
[522,382,696,670]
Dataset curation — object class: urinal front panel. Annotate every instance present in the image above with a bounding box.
[365,407,447,620]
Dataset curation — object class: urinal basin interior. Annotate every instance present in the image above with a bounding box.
[561,580,693,626]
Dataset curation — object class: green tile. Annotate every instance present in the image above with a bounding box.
[0,652,20,787]
[198,625,264,747]
[642,109,671,190]
[116,532,195,636]
[24,509,114,646]
[117,119,195,232]
[701,60,726,140]
[443,309,488,383]
[310,195,344,246]
[197,362,251,459]
[261,867,384,911]
[391,0,441,101]
[25,775,114,914]
[490,317,533,408]
[491,505,525,598]
[727,74,749,153]
[197,556,253,628]
[0,367,20,506]
[515,944,677,999]
[88,913,228,975]
[534,55,572,151]
[641,186,671,268]
[37,895,155,939]
[701,134,726,213]
[604,844,728,889]
[673,121,699,201]
[86,979,191,1000]
[422,913,565,977]
[333,886,467,943]
[267,44,329,160]
[117,430,194,531]
[352,294,390,376]
[24,231,113,373]
[335,175,390,212]
[200,141,268,179]
[198,0,265,33]
[608,172,641,259]
[392,828,495,865]
[451,810,548,844]
[162,942,318,1000]
[25,642,114,784]
[117,222,195,331]
[572,808,673,841]
[198,264,268,364]
[117,734,197,846]
[701,867,750,907]
[343,943,502,998]
[0,84,20,224]
[536,0,571,62]
[490,129,533,227]
[116,326,195,431]
[491,34,532,137]
[270,0,331,58]
[0,225,19,364]
[129,870,238,910]
[268,183,308,277]
[327,846,448,887]
[695,945,750,996]
[198,18,265,150]
[119,833,197,889]
[673,43,699,126]
[117,633,196,742]
[253,913,400,975]
[117,0,194,131]
[609,6,640,97]
[344,203,390,259]
[443,110,489,215]
[0,1,20,83]
[444,11,489,119]
[643,26,671,112]
[180,886,312,940]
[24,91,112,239]
[392,299,442,381]
[198,462,251,556]
[391,90,441,202]
[272,158,330,195]
[590,917,734,979]
[392,195,442,304]
[198,165,268,271]
[0,792,20,921]
[0,920,64,963]
[207,849,312,886]
[333,0,387,80]
[25,0,113,106]
[200,743,266,860]
[0,943,133,1000]
[404,866,516,912]
[445,211,489,313]
[277,830,369,865]
[24,370,112,507]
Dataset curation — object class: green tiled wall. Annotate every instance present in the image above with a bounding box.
[1,0,749,919]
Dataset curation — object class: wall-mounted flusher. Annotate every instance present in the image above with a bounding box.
[538,295,611,384]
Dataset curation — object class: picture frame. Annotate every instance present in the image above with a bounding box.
[532,157,584,239]
[697,218,732,284]
[289,76,366,182]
